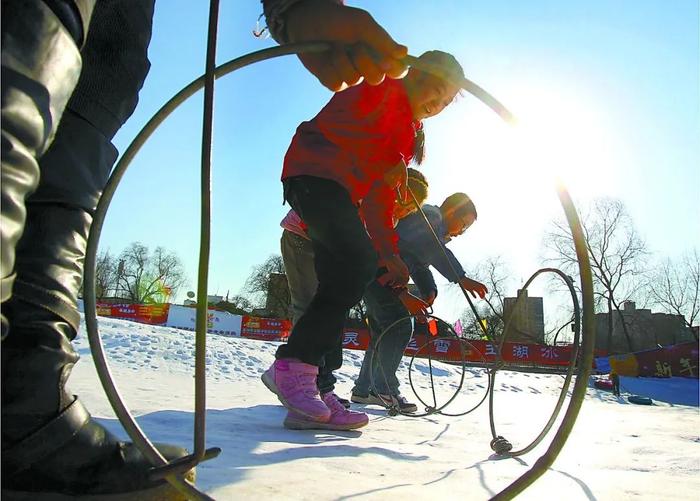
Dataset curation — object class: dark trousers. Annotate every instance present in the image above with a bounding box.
[276,176,377,366]
[1,0,154,438]
[317,336,343,394]
[280,229,342,393]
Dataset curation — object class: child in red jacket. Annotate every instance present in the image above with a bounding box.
[278,168,430,430]
[263,50,464,424]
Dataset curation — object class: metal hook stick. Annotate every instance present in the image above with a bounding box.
[193,0,220,468]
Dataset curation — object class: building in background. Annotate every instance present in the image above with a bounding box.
[595,301,694,354]
[207,294,224,304]
[252,272,291,319]
[502,289,545,343]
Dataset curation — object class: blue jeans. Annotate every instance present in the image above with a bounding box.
[353,281,413,396]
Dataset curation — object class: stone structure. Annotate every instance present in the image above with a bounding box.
[264,272,291,319]
[594,301,695,354]
[503,289,545,343]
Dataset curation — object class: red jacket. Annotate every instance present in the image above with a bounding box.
[282,79,420,258]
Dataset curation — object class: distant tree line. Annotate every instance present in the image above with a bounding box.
[543,197,698,350]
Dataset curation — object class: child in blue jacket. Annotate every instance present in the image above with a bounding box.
[351,193,487,409]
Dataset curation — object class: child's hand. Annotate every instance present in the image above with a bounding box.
[459,277,488,299]
[378,254,410,288]
[284,1,408,91]
[423,290,437,306]
[397,290,429,318]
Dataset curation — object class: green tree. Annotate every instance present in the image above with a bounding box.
[116,242,186,303]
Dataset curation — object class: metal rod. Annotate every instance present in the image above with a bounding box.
[193,0,220,464]
[490,186,596,500]
[488,268,581,457]
[83,43,333,501]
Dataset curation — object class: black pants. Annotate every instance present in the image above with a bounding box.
[1,0,154,433]
[280,229,342,392]
[276,176,378,366]
[317,335,343,394]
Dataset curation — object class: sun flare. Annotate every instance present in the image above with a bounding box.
[427,83,618,230]
[501,87,617,198]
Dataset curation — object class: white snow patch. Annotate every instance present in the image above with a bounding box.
[70,315,700,500]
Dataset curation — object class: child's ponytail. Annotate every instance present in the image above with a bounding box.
[406,167,429,205]
[412,126,425,165]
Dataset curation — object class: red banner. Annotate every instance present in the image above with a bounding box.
[96,302,170,325]
[93,305,589,369]
[341,328,372,350]
[403,337,578,366]
[241,316,292,341]
[338,328,582,367]
[632,342,698,379]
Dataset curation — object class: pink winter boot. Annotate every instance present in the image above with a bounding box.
[261,359,331,422]
[283,392,369,431]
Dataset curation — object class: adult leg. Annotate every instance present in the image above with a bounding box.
[1,0,85,325]
[2,1,192,497]
[352,282,418,412]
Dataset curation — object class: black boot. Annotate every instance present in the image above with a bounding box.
[1,303,195,498]
[1,155,195,501]
[2,1,194,498]
[0,0,84,312]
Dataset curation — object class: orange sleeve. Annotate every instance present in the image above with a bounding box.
[359,181,399,258]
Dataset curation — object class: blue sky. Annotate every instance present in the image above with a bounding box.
[103,1,699,321]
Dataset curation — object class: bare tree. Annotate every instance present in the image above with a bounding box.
[458,256,512,340]
[116,242,186,303]
[149,246,186,301]
[543,197,648,352]
[242,254,290,317]
[80,249,118,300]
[228,294,254,313]
[117,242,147,301]
[646,249,699,340]
[94,249,118,299]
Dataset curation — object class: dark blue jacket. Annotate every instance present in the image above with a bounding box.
[397,204,466,299]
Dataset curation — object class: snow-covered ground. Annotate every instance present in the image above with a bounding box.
[71,315,700,500]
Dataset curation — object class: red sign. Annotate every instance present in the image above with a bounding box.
[634,342,698,379]
[96,302,170,325]
[341,328,372,350]
[92,305,593,369]
[241,316,292,341]
[338,331,585,367]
